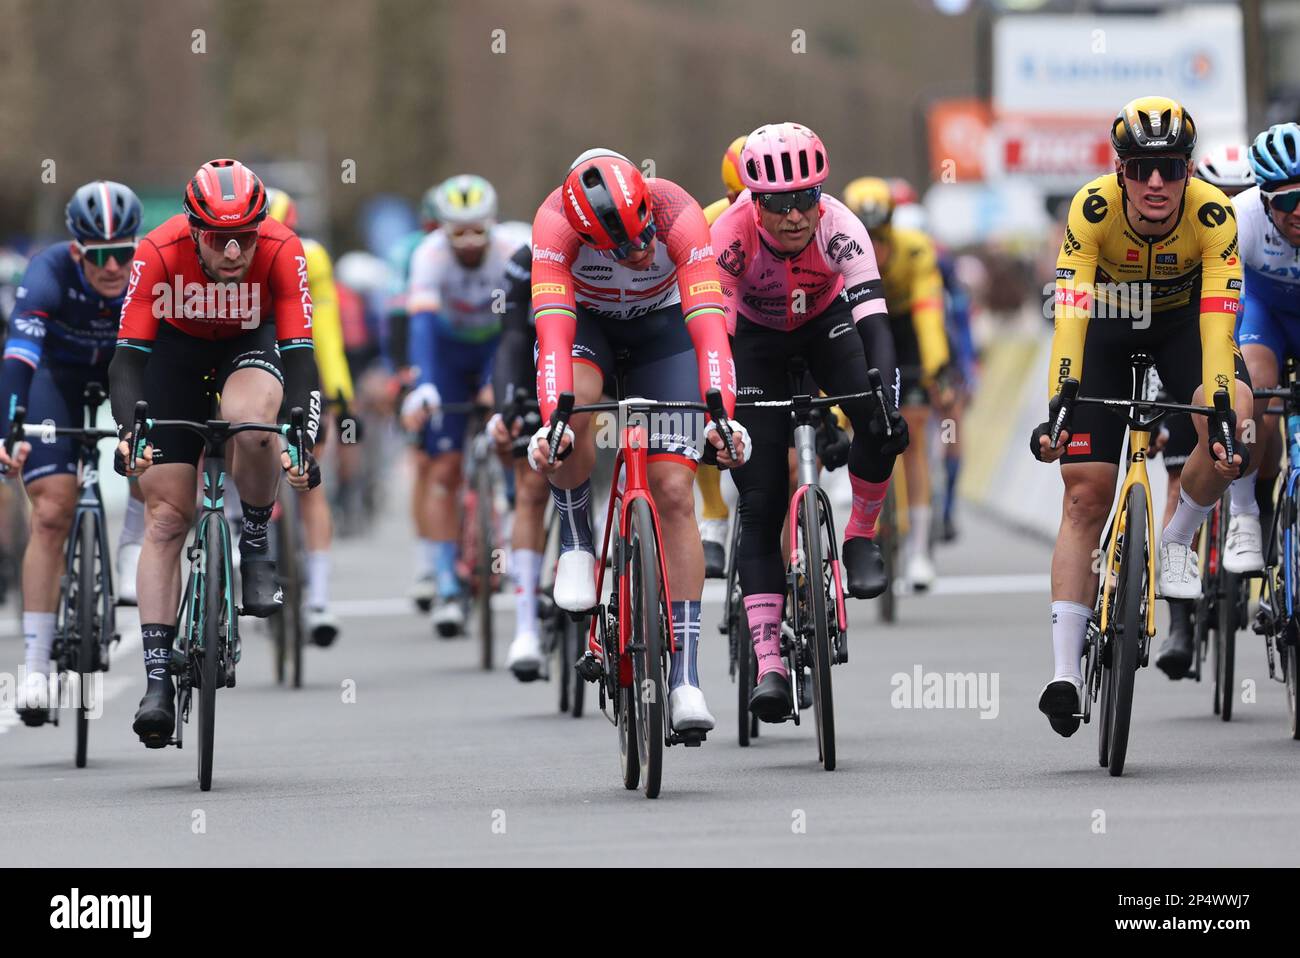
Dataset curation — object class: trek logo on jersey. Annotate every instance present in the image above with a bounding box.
[295,255,313,329]
[706,350,722,389]
[685,245,715,266]
[532,283,567,297]
[539,350,559,407]
[1156,253,1177,265]
[688,280,722,297]
[532,245,568,266]
[610,164,635,207]
[564,186,591,228]
[1067,433,1091,455]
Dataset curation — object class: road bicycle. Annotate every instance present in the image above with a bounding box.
[6,383,120,767]
[1052,355,1235,776]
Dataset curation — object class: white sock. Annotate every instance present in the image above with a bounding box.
[908,505,931,556]
[1163,488,1216,547]
[120,495,146,546]
[306,551,331,610]
[23,611,56,677]
[417,538,437,577]
[1051,601,1091,683]
[1228,474,1260,517]
[512,548,542,638]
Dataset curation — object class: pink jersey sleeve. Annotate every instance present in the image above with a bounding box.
[817,196,887,323]
[530,190,582,423]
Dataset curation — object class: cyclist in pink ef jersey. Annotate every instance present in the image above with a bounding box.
[528,149,749,734]
[711,123,909,721]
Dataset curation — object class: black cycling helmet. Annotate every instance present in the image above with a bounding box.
[65,180,142,243]
[1110,96,1197,158]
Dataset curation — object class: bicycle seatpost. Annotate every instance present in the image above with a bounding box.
[546,391,575,466]
[705,388,735,465]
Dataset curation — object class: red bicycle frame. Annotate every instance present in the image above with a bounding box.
[587,423,677,690]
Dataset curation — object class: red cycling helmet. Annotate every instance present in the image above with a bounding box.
[562,149,656,257]
[184,158,268,230]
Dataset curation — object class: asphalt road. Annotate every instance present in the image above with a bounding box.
[3,464,1300,867]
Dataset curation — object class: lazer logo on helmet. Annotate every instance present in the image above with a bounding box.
[610,164,635,207]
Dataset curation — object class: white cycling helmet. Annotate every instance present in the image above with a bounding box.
[430,174,498,227]
[1195,144,1255,194]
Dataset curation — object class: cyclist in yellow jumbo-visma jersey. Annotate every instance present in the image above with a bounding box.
[267,188,354,648]
[696,136,749,577]
[842,176,951,592]
[1030,96,1251,738]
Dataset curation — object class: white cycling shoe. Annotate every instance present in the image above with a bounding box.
[1157,540,1201,600]
[431,598,465,638]
[116,541,141,606]
[669,683,716,732]
[1223,513,1264,573]
[506,631,544,680]
[554,550,597,612]
[907,552,936,592]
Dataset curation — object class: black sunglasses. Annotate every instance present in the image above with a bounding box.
[77,242,137,267]
[1123,156,1188,183]
[756,187,821,214]
[1264,188,1300,214]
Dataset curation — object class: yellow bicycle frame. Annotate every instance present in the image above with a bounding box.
[1097,423,1158,640]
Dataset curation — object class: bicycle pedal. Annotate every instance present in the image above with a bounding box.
[575,652,603,683]
[672,728,707,747]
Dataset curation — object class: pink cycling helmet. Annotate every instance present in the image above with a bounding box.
[739,123,828,192]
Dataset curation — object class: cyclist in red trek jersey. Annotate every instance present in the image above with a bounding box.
[108,158,322,747]
[528,148,749,734]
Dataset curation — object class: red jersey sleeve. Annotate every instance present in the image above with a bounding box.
[657,181,736,417]
[270,232,315,346]
[531,191,582,422]
[116,238,168,346]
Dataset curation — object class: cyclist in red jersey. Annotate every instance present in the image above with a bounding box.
[528,149,748,734]
[108,159,322,747]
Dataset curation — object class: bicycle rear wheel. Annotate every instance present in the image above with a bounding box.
[799,490,836,771]
[627,497,665,798]
[198,514,226,792]
[73,512,98,769]
[1104,485,1145,777]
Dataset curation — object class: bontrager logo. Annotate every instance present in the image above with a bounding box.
[49,888,151,938]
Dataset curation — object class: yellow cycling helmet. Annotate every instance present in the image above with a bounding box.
[721,136,748,195]
[265,188,299,231]
[842,176,893,230]
[1110,95,1197,158]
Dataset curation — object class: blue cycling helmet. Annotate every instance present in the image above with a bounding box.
[65,180,142,243]
[1249,123,1300,191]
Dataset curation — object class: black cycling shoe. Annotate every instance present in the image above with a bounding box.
[1156,603,1194,680]
[132,682,176,748]
[17,705,50,727]
[239,557,282,618]
[703,540,726,579]
[1038,680,1081,738]
[842,536,887,599]
[750,670,793,724]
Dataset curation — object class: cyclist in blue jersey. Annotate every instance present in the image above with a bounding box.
[0,181,146,724]
[1219,125,1300,591]
[399,175,531,635]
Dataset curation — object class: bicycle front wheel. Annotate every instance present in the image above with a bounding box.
[73,511,99,769]
[1105,484,1146,777]
[799,490,836,771]
[197,514,226,792]
[475,458,496,671]
[627,497,665,798]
